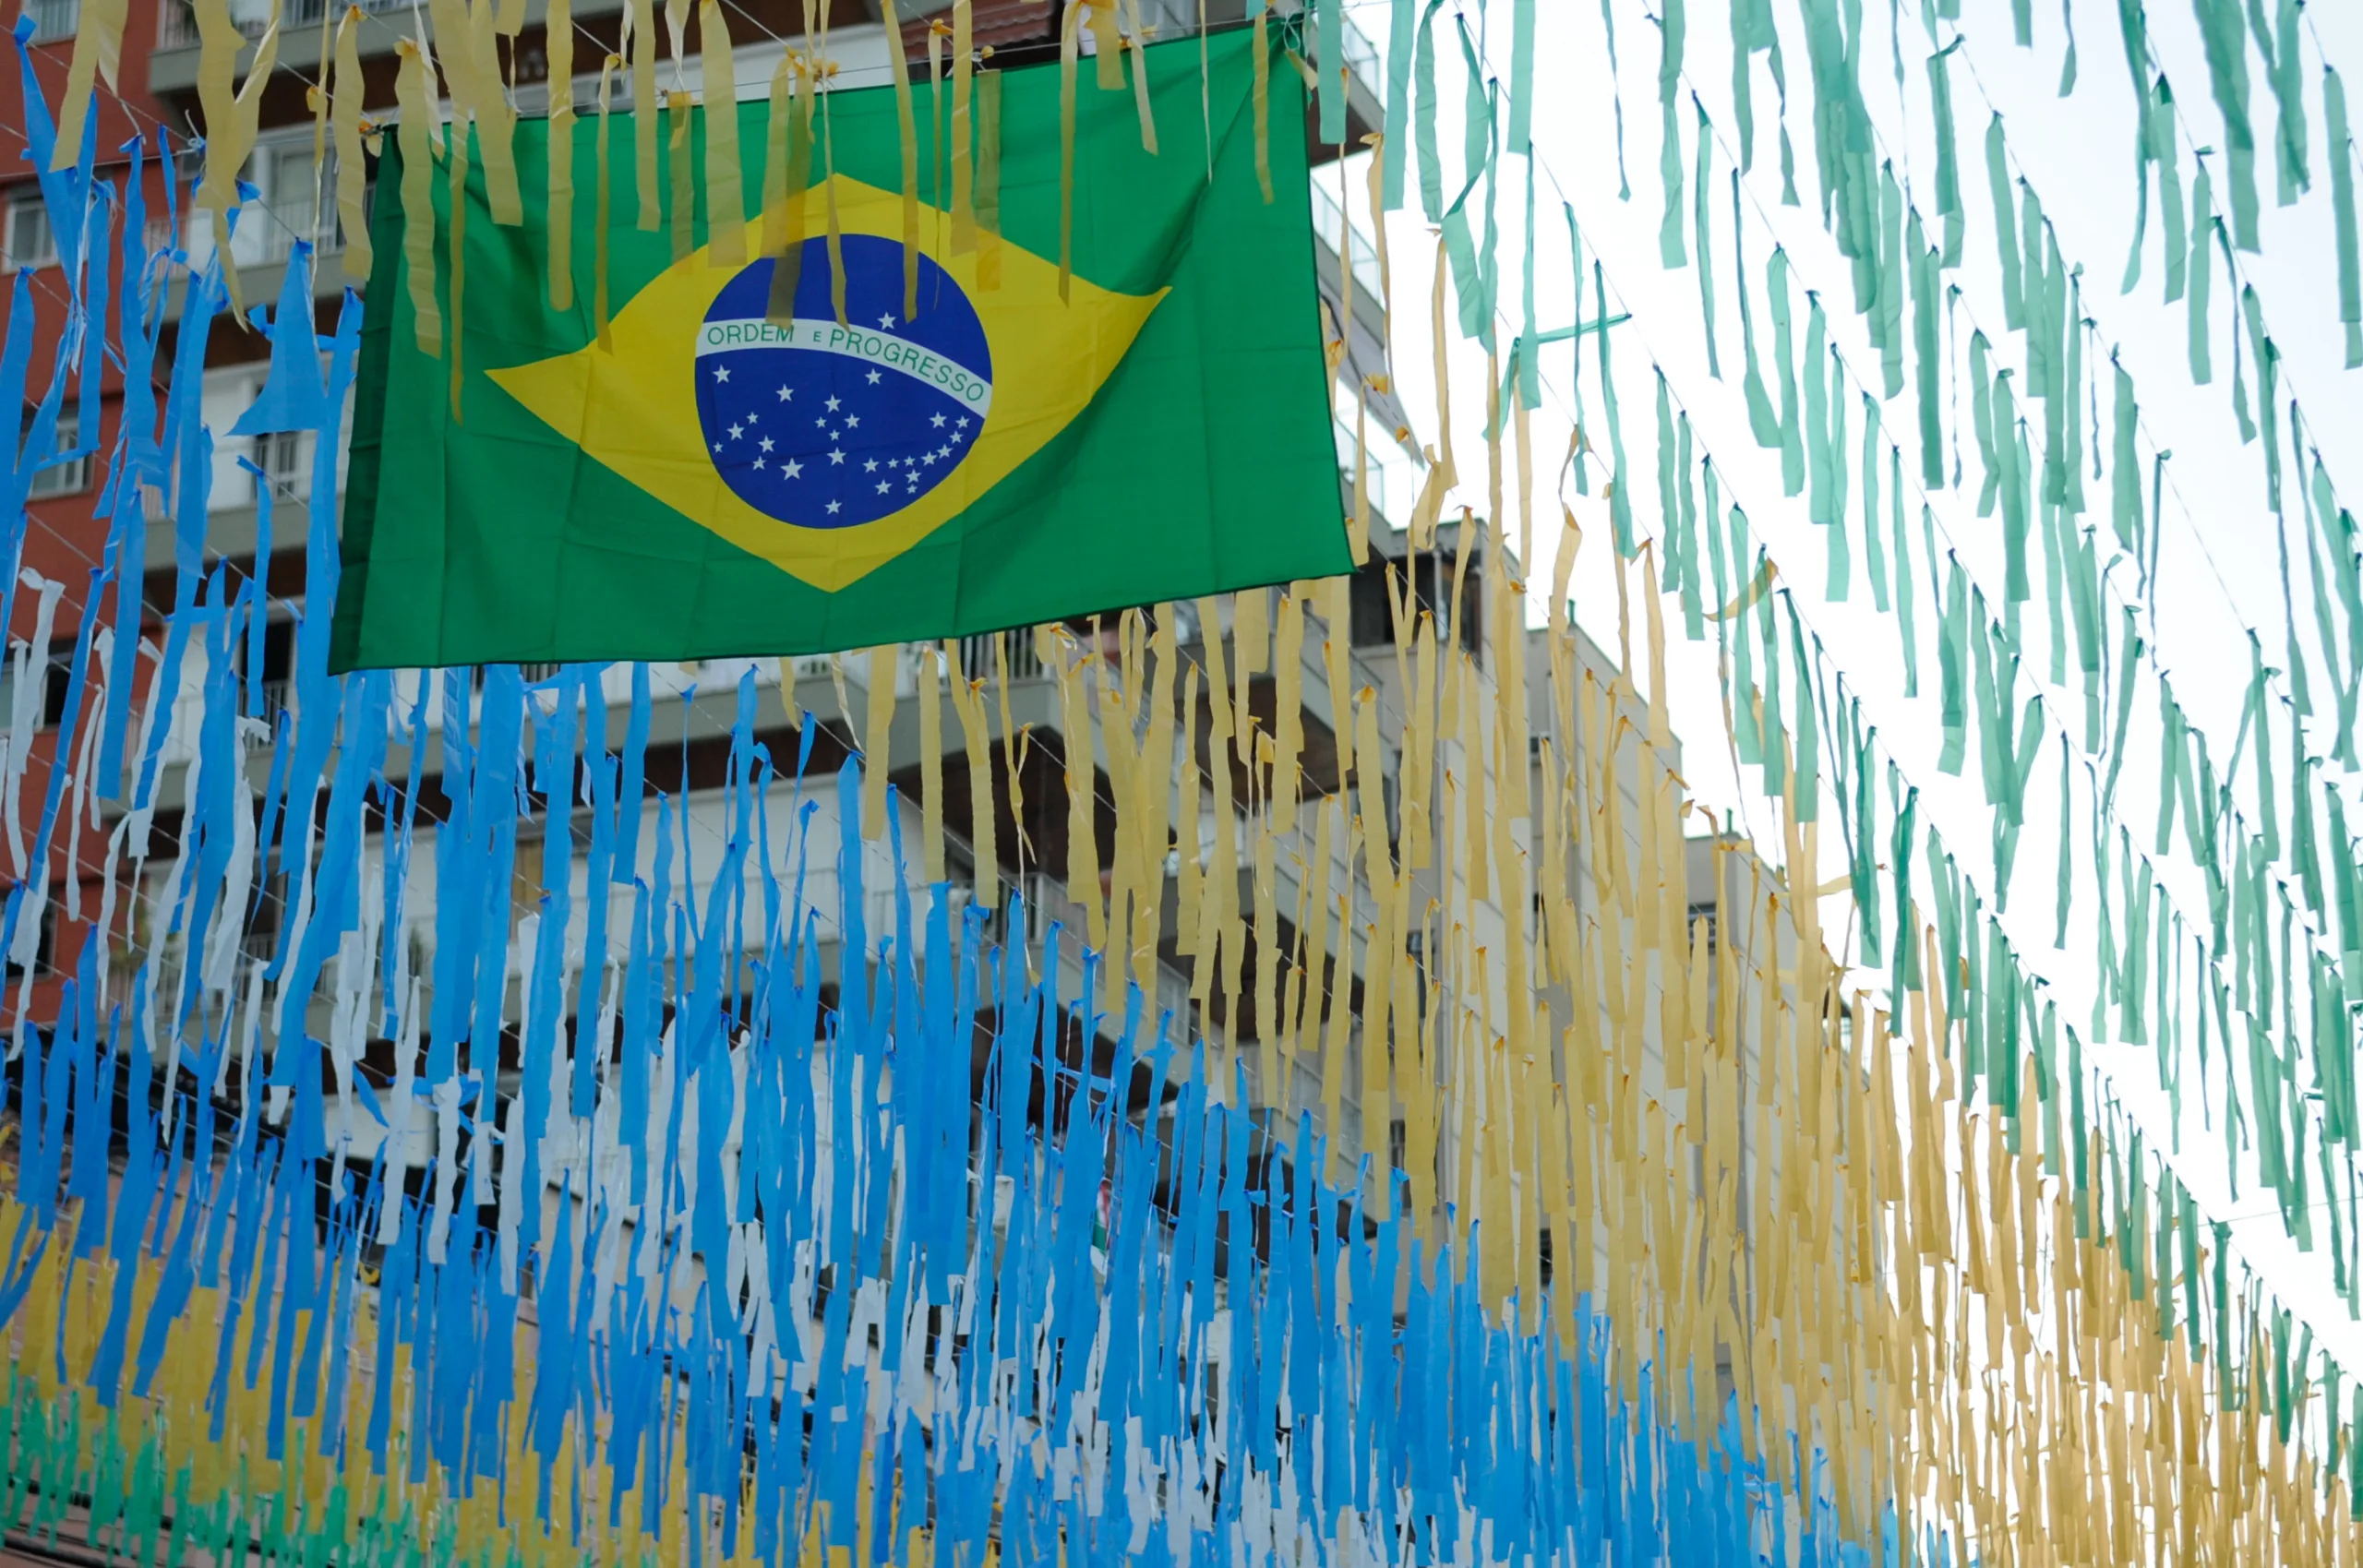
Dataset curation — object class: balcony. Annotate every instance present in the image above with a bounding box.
[159,0,436,54]
[151,0,647,86]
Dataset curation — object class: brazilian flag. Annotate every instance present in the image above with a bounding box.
[330,27,1349,670]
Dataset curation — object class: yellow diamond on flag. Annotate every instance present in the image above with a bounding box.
[490,173,1167,593]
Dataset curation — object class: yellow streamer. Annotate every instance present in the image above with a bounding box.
[330,7,372,281]
[50,0,127,172]
[594,54,620,349]
[628,0,659,231]
[393,39,443,356]
[975,66,1003,289]
[919,647,945,883]
[864,645,895,840]
[193,0,279,322]
[882,0,920,321]
[446,0,522,223]
[699,0,746,267]
[950,0,975,252]
[1056,0,1086,304]
[764,55,812,323]
[666,91,693,262]
[546,0,575,306]
[1122,0,1158,155]
[1251,7,1271,203]
[447,106,470,415]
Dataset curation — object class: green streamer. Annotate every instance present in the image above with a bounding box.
[1759,574,1788,799]
[2038,1002,2064,1173]
[2055,734,2074,948]
[1890,774,1921,1012]
[2189,162,2216,384]
[1805,298,1832,523]
[1658,0,1686,267]
[1790,605,1819,820]
[1824,353,1842,514]
[2249,636,2282,861]
[2109,355,2141,556]
[1928,42,1966,265]
[1735,176,1781,444]
[1731,0,1758,167]
[2301,472,2355,768]
[1866,424,1892,612]
[1412,0,1445,222]
[2069,526,2104,748]
[2328,66,2363,368]
[2098,607,2137,811]
[1599,260,1635,555]
[1987,115,2024,329]
[2043,499,2068,687]
[2292,734,2321,920]
[2121,74,2153,293]
[2158,693,2187,856]
[1381,0,1415,207]
[1910,213,1943,487]
[1973,614,2006,808]
[2154,78,2189,303]
[2191,0,2261,250]
[1567,204,1588,434]
[1892,492,1920,694]
[1971,331,2000,517]
[1657,372,1681,584]
[1600,0,1629,197]
[1829,360,1851,597]
[1852,706,1882,963]
[1998,375,2032,604]
[1677,416,1706,640]
[2267,0,2307,204]
[1521,157,1540,411]
[1705,466,1730,613]
[2063,278,2086,516]
[1507,0,1535,152]
[1878,163,1906,396]
[2243,287,2281,513]
[1769,249,1804,493]
[1695,99,1721,378]
[1938,556,1969,774]
[1734,540,1765,761]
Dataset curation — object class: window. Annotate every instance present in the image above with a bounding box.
[255,428,306,503]
[4,198,57,272]
[4,904,58,980]
[24,0,78,41]
[25,413,90,500]
[40,653,72,730]
[266,143,320,259]
[254,616,294,725]
[1,643,79,733]
[1346,552,1481,660]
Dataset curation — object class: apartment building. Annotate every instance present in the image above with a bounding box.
[15,0,1783,1265]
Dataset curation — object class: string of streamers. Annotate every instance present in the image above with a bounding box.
[7,9,2363,1567]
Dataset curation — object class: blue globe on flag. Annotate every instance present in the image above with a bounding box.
[694,234,994,531]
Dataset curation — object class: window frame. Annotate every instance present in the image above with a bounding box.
[22,413,91,501]
[4,197,59,273]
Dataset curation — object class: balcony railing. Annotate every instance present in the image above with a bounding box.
[1310,181,1382,306]
[160,0,411,50]
[958,632,1047,684]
